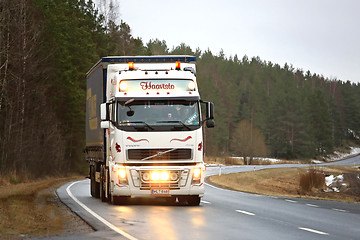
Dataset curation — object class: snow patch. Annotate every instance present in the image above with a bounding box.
[348,129,360,140]
[322,147,360,162]
[325,174,347,192]
[311,160,323,164]
[325,175,335,187]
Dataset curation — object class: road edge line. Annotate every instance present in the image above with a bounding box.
[66,181,138,240]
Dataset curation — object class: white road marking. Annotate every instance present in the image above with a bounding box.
[236,210,255,216]
[332,208,347,212]
[66,181,138,240]
[204,182,230,191]
[285,199,297,203]
[201,200,211,204]
[306,204,319,208]
[298,227,329,235]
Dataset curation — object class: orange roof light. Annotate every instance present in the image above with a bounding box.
[129,62,134,70]
[175,61,181,70]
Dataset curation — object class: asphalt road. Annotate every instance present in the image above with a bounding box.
[54,155,360,240]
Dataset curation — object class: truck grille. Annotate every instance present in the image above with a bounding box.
[127,148,192,161]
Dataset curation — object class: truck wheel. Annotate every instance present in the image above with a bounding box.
[187,196,201,206]
[90,165,100,198]
[90,165,95,197]
[93,164,101,198]
[100,165,106,202]
[107,169,111,203]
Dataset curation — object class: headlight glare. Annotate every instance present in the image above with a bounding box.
[193,168,201,179]
[151,171,160,181]
[160,171,170,181]
[118,168,126,179]
[119,81,128,91]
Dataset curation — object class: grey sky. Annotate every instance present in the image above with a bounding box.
[116,0,360,83]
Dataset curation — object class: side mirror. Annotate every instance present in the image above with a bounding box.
[100,103,108,121]
[100,121,110,129]
[206,119,215,128]
[206,102,214,119]
[201,100,215,127]
[100,103,110,129]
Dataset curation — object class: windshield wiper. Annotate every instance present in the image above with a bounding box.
[156,120,191,130]
[120,121,154,130]
[141,148,178,161]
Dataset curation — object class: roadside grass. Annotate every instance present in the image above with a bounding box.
[208,165,360,202]
[299,168,325,193]
[0,176,93,239]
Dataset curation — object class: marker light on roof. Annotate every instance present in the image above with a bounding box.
[187,81,196,91]
[119,81,128,91]
[175,61,181,70]
[128,62,134,70]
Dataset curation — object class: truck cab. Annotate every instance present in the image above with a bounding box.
[86,56,214,205]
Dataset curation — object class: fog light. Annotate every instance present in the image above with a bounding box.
[170,172,178,181]
[142,172,150,181]
[161,171,169,181]
[151,171,160,181]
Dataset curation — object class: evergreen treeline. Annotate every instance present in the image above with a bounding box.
[198,54,360,158]
[1,0,359,178]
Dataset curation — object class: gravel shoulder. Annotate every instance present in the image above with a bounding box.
[0,177,93,240]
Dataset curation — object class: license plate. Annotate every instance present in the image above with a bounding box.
[151,188,170,195]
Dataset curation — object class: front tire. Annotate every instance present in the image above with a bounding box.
[178,195,201,206]
[90,165,100,198]
[188,196,201,206]
[100,165,107,202]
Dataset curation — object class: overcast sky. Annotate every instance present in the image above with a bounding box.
[114,0,359,83]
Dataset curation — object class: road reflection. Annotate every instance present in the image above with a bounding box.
[109,198,208,239]
[188,208,205,228]
[149,206,177,240]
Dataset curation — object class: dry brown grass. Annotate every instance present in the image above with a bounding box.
[0,177,93,239]
[299,168,325,193]
[208,166,360,202]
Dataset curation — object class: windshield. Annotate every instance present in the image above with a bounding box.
[116,100,200,131]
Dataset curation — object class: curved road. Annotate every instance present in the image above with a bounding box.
[55,156,360,240]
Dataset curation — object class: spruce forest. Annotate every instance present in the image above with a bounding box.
[1,0,359,178]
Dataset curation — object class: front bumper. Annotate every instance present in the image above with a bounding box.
[111,165,205,198]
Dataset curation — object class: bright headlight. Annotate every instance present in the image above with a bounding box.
[193,168,201,179]
[151,171,160,181]
[150,171,170,181]
[160,171,170,181]
[119,81,128,91]
[187,81,196,91]
[118,168,126,179]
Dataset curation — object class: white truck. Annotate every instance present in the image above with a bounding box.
[86,56,214,206]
